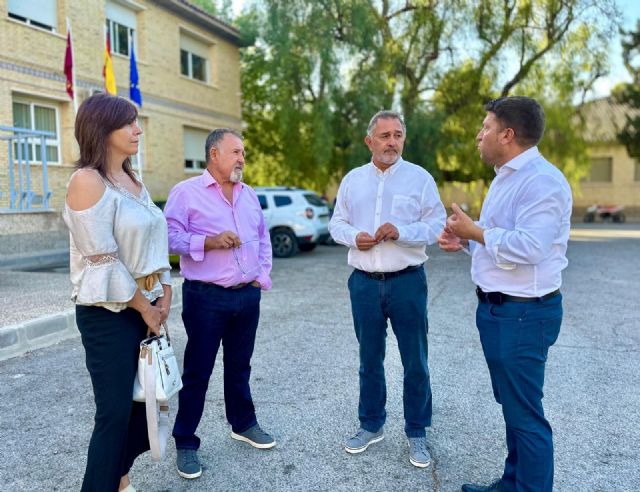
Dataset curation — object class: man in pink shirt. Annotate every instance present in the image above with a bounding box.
[164,128,274,480]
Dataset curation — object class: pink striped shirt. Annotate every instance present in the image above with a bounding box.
[164,170,272,289]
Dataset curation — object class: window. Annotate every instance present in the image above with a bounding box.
[257,195,268,210]
[7,0,57,31]
[180,33,210,82]
[183,127,208,171]
[304,193,325,206]
[274,196,293,207]
[586,157,613,183]
[105,1,137,57]
[12,99,60,164]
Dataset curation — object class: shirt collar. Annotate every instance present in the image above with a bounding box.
[495,146,540,175]
[201,169,216,187]
[369,157,404,176]
[200,169,244,190]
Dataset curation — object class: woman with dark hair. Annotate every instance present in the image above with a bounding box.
[63,93,172,492]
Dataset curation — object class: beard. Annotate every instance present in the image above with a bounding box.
[376,149,399,166]
[230,167,243,183]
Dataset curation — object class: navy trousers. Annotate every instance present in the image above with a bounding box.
[173,279,261,450]
[76,305,150,492]
[476,294,562,492]
[348,267,432,437]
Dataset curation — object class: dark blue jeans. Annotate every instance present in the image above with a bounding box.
[76,305,150,492]
[348,267,432,438]
[173,280,261,450]
[476,294,562,492]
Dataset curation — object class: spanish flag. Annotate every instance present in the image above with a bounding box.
[103,29,117,95]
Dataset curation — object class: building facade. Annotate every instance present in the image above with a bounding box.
[578,97,640,219]
[0,0,243,260]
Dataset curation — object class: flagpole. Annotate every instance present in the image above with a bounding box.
[66,17,78,115]
[131,31,143,180]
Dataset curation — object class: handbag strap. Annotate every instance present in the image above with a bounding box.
[162,322,171,344]
[143,346,169,461]
[146,322,171,344]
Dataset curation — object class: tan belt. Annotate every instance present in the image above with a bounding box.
[136,273,159,291]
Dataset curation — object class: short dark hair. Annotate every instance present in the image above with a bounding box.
[74,92,138,181]
[484,96,545,147]
[205,128,243,163]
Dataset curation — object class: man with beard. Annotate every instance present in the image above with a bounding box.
[329,110,446,468]
[164,128,275,480]
[439,97,572,492]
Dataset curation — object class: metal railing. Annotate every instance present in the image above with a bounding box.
[0,125,55,211]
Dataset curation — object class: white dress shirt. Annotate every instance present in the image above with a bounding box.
[470,146,572,297]
[329,158,446,272]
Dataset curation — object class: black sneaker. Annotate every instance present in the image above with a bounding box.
[176,448,202,479]
[231,424,276,449]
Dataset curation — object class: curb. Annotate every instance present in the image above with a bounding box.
[0,279,183,362]
[0,249,69,271]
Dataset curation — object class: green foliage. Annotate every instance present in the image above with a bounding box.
[614,21,640,159]
[236,0,619,192]
[187,0,234,23]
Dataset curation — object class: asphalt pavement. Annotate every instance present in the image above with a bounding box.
[0,223,638,491]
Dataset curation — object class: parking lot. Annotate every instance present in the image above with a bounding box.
[0,223,638,491]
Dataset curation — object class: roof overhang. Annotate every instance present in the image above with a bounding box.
[152,0,242,46]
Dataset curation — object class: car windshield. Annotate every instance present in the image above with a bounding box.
[303,193,325,207]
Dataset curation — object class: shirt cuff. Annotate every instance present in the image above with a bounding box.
[483,227,516,270]
[189,234,206,262]
[159,270,172,285]
[349,230,360,249]
[256,272,272,290]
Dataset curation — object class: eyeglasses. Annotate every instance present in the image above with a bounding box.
[232,239,262,277]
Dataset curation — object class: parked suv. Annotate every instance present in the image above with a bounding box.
[254,187,331,258]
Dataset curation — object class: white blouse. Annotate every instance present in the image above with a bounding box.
[63,171,172,312]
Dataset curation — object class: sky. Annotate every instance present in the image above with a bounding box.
[231,0,639,99]
[590,0,640,98]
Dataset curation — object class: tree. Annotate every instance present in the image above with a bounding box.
[236,0,619,191]
[614,20,640,159]
[188,0,234,23]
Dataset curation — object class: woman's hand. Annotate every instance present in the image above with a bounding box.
[155,285,173,324]
[127,289,165,336]
[140,304,165,336]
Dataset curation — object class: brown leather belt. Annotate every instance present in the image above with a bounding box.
[135,273,159,291]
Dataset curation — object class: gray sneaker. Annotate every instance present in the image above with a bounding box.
[408,437,431,468]
[344,428,384,454]
[176,448,202,479]
[231,424,276,449]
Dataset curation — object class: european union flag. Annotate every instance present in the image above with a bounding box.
[129,37,142,107]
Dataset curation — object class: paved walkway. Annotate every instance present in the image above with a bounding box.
[0,223,638,491]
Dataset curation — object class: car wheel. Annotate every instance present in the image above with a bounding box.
[271,229,298,258]
[298,243,317,252]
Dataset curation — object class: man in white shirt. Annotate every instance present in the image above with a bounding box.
[329,110,446,468]
[439,96,572,492]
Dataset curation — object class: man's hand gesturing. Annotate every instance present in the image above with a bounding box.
[205,231,241,250]
[355,232,378,251]
[374,222,399,243]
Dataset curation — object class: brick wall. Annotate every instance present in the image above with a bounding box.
[0,0,242,234]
